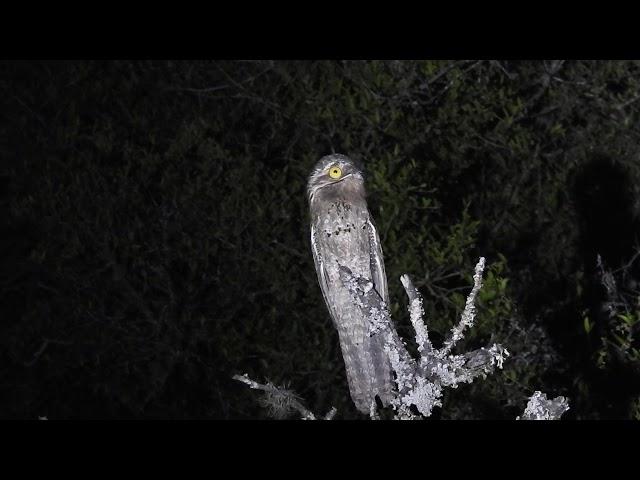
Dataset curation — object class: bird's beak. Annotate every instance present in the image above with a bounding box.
[340,172,364,183]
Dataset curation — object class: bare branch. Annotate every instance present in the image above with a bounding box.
[24,338,73,367]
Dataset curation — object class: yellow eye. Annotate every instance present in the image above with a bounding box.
[328,165,342,179]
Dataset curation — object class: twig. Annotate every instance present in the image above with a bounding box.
[233,374,336,420]
[24,338,73,367]
[400,274,433,355]
[440,257,486,356]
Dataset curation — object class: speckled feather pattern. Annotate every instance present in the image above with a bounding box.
[308,154,394,413]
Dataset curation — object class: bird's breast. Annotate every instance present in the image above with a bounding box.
[316,201,371,278]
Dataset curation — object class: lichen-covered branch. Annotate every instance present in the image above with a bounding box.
[236,256,567,420]
[517,391,570,420]
[337,265,418,401]
[233,373,336,420]
[340,257,510,419]
[439,257,485,356]
[400,274,433,356]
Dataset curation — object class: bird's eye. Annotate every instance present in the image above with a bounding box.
[329,165,342,179]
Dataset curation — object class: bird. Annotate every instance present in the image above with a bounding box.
[307,153,394,414]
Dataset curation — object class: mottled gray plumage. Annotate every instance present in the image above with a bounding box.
[307,154,394,413]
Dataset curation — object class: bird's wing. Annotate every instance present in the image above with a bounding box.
[310,223,340,324]
[367,216,389,305]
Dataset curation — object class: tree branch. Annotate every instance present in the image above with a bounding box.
[233,374,336,420]
[517,391,570,420]
[339,257,509,419]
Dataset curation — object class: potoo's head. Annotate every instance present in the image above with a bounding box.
[307,154,365,204]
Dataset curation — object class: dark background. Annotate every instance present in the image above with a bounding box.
[1,60,640,419]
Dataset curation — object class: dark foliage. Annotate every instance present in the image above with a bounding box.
[1,60,640,419]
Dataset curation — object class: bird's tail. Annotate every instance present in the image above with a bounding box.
[338,329,395,414]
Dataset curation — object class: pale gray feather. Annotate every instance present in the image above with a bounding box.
[308,154,394,414]
[367,217,388,306]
